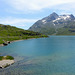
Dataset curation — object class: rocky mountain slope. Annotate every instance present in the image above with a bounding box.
[29,12,75,35]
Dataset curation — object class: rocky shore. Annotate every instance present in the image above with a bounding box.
[0,60,15,68]
[0,38,35,46]
[0,56,15,68]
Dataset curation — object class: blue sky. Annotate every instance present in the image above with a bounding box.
[0,0,75,29]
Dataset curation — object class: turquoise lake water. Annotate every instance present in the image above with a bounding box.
[0,36,75,75]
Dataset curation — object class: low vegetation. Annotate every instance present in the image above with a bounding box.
[0,55,14,60]
[56,23,75,35]
[0,24,48,44]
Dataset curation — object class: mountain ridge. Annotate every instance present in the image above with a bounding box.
[29,12,75,35]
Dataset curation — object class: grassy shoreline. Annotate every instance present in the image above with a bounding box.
[0,24,48,46]
[0,35,48,46]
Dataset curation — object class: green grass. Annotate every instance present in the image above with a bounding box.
[0,24,48,44]
[4,55,14,60]
[56,27,75,35]
[0,55,14,60]
[0,56,3,60]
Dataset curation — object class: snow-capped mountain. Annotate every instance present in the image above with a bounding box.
[29,12,75,35]
[53,14,74,22]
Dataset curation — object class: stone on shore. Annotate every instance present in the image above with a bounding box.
[0,60,14,68]
[0,55,15,68]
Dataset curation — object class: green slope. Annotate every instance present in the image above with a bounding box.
[56,22,75,35]
[0,24,47,44]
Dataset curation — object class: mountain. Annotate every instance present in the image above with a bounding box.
[0,24,47,44]
[29,12,75,35]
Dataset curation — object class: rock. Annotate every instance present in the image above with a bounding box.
[3,43,8,46]
[0,55,15,68]
[0,60,15,68]
[7,41,10,44]
[2,41,11,46]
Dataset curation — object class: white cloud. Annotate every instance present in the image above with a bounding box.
[1,0,75,29]
[52,2,75,15]
[5,0,75,12]
[0,17,38,29]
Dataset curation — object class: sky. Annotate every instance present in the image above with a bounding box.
[0,0,75,30]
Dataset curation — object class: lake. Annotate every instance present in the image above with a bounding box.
[0,36,75,75]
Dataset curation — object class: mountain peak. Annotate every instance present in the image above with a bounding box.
[48,12,59,21]
[50,12,58,16]
[51,12,58,15]
[42,12,59,22]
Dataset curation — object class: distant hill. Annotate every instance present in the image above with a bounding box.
[0,24,47,44]
[29,12,75,35]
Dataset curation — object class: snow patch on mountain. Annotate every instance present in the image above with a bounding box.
[60,15,70,20]
[53,15,71,22]
[53,23,55,26]
[42,20,46,24]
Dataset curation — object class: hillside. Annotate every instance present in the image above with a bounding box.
[0,24,47,44]
[29,12,75,35]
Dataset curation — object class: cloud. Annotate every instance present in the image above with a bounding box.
[4,0,75,12]
[52,2,75,15]
[0,17,38,29]
[1,0,75,29]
